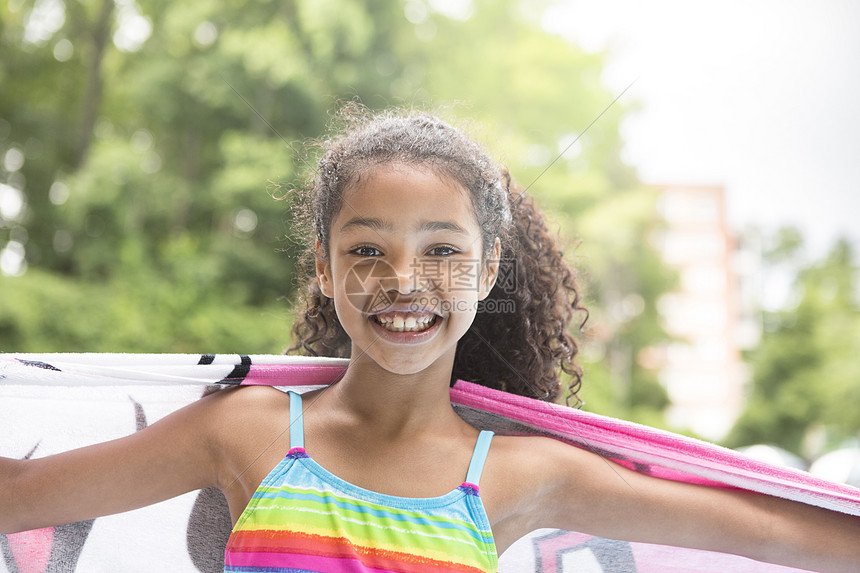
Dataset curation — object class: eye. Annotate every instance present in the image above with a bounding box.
[350,245,382,257]
[427,245,459,256]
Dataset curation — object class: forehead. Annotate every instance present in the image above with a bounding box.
[334,162,479,231]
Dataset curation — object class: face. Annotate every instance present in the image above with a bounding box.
[316,163,500,375]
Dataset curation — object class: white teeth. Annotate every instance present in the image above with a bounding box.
[374,313,436,333]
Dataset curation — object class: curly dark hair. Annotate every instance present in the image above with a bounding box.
[287,105,585,403]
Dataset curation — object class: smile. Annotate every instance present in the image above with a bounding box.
[372,311,439,333]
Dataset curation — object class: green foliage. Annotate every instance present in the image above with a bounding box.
[726,235,860,455]
[1,0,409,353]
[568,189,674,424]
[1,0,675,426]
[0,269,291,353]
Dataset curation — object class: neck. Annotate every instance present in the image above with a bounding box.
[324,345,461,436]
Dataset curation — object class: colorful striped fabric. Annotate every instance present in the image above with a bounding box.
[223,392,498,573]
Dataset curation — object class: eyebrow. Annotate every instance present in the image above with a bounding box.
[339,217,470,235]
[339,217,392,233]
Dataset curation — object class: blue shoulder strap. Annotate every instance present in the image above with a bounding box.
[465,430,494,486]
[288,391,304,449]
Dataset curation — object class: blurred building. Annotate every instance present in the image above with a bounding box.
[651,184,761,440]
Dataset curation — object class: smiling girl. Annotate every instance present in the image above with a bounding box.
[1,107,859,572]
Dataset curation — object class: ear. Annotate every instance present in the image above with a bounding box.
[478,237,502,300]
[315,240,334,298]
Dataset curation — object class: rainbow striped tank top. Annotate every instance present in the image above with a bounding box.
[224,391,498,572]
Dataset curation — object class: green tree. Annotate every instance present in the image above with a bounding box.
[1,0,413,352]
[726,232,860,455]
[1,0,676,427]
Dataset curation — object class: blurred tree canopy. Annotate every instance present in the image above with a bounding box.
[725,233,860,456]
[1,0,415,352]
[0,0,671,422]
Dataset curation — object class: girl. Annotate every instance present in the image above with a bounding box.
[1,107,858,572]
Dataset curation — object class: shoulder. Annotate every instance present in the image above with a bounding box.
[480,435,569,516]
[490,436,650,494]
[188,386,292,459]
[203,384,291,414]
[485,433,603,481]
[199,384,292,438]
[195,385,295,490]
[481,434,634,530]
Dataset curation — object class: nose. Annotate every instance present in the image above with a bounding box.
[387,256,427,295]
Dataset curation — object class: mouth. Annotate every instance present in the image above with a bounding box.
[371,311,440,333]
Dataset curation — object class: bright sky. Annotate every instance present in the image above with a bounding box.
[544,0,860,259]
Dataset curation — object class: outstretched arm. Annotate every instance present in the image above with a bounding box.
[511,437,860,573]
[0,389,227,534]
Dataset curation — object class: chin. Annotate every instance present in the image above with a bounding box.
[375,355,443,377]
[353,344,456,378]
